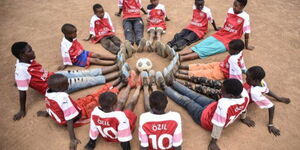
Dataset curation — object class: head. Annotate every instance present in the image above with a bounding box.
[195,0,205,10]
[246,66,265,86]
[11,42,35,62]
[149,91,168,113]
[233,0,247,14]
[99,92,118,111]
[61,23,77,40]
[93,4,105,19]
[47,74,69,92]
[228,39,245,55]
[150,0,159,6]
[221,79,243,98]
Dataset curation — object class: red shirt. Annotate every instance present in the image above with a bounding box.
[89,12,115,43]
[147,4,167,30]
[119,0,142,19]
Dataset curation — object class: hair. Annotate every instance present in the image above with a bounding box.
[223,79,243,96]
[11,42,28,59]
[228,39,245,52]
[195,0,204,2]
[149,91,168,111]
[93,4,103,12]
[47,74,68,90]
[237,0,247,7]
[99,92,118,109]
[247,66,265,81]
[61,23,76,34]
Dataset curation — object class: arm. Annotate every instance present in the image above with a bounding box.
[57,64,68,70]
[84,34,93,41]
[84,139,96,150]
[115,8,123,16]
[165,16,170,21]
[244,33,255,50]
[120,142,131,150]
[211,20,220,31]
[67,119,81,150]
[141,7,147,15]
[266,90,290,104]
[240,111,256,127]
[13,90,27,120]
[267,106,280,136]
[208,125,222,150]
[174,146,182,150]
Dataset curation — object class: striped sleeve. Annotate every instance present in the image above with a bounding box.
[89,116,100,140]
[251,88,274,109]
[243,14,251,33]
[211,99,228,127]
[60,40,72,65]
[15,67,31,91]
[117,113,132,142]
[172,113,183,147]
[228,56,243,83]
[138,116,149,147]
[106,13,115,32]
[61,96,79,121]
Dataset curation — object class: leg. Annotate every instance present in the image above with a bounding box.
[100,64,119,74]
[56,68,104,78]
[179,49,194,56]
[156,29,163,42]
[116,84,131,111]
[149,70,158,91]
[133,18,144,45]
[89,58,115,66]
[167,29,189,48]
[141,71,151,112]
[191,36,227,59]
[179,52,199,62]
[123,19,135,45]
[175,72,190,81]
[124,85,141,111]
[149,29,156,45]
[110,35,122,48]
[100,36,119,54]
[91,51,116,60]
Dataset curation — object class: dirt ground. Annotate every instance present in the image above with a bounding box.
[0,0,299,149]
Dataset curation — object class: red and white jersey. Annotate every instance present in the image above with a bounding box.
[118,0,142,19]
[185,6,213,39]
[45,91,80,125]
[244,81,274,109]
[139,112,182,150]
[60,37,85,65]
[212,8,251,49]
[89,12,115,43]
[89,107,134,143]
[147,4,167,30]
[219,51,247,82]
[200,89,249,130]
[15,60,54,94]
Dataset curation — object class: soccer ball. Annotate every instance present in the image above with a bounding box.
[136,58,153,72]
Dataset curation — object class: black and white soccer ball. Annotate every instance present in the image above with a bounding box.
[136,58,153,72]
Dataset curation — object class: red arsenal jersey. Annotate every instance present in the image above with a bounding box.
[89,12,115,43]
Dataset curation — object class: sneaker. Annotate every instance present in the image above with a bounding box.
[155,71,166,89]
[121,63,130,78]
[137,38,147,52]
[165,45,175,60]
[154,41,164,56]
[140,71,149,86]
[128,70,137,88]
[136,76,142,87]
[119,43,128,59]
[149,70,156,87]
[124,40,135,58]
[145,41,153,52]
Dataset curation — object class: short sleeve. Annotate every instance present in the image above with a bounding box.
[61,96,79,121]
[15,67,31,91]
[117,114,132,142]
[211,100,228,127]
[89,116,100,140]
[60,40,72,65]
[172,113,183,147]
[251,88,274,109]
[106,13,115,32]
[228,57,243,83]
[138,0,142,9]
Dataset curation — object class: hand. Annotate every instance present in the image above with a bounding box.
[37,110,49,117]
[13,111,26,121]
[165,18,171,21]
[70,138,81,150]
[57,65,66,71]
[215,27,221,31]
[115,12,121,17]
[241,117,256,127]
[83,38,90,41]
[268,125,280,136]
[246,45,255,50]
[277,97,290,104]
[208,140,220,150]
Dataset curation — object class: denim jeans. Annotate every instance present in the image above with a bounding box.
[100,35,121,54]
[56,69,105,93]
[123,17,144,45]
[167,29,200,51]
[164,81,214,124]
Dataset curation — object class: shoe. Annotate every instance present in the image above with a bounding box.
[117,52,125,70]
[149,70,156,87]
[155,41,164,56]
[136,76,142,87]
[140,71,149,86]
[121,63,130,78]
[119,43,128,59]
[124,40,135,58]
[165,45,175,60]
[128,70,137,88]
[155,71,166,89]
[137,38,147,52]
[145,41,153,52]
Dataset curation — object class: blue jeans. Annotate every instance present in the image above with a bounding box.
[123,17,144,45]
[164,81,214,124]
[56,69,105,93]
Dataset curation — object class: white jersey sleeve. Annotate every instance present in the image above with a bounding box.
[251,81,273,109]
[118,0,123,8]
[138,115,149,147]
[15,63,31,91]
[89,114,100,140]
[106,12,115,32]
[89,15,96,36]
[228,55,243,83]
[60,94,79,121]
[117,113,133,142]
[211,99,228,127]
[203,6,213,23]
[172,112,183,147]
[60,38,72,65]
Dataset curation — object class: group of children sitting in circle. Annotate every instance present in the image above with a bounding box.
[11,0,291,150]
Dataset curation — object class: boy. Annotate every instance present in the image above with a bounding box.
[59,23,116,70]
[84,74,142,150]
[116,0,147,46]
[241,66,290,136]
[139,91,183,150]
[167,0,219,52]
[179,0,254,59]
[12,42,123,120]
[85,4,124,55]
[156,72,250,150]
[178,39,247,83]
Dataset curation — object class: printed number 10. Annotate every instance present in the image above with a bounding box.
[149,134,173,149]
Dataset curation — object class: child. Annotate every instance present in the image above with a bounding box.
[84,78,142,150]
[145,0,170,49]
[178,39,247,83]
[59,23,116,70]
[85,4,123,55]
[140,70,158,112]
[167,0,219,52]
[12,42,123,120]
[179,0,254,59]
[139,91,183,150]
[115,0,147,46]
[156,72,250,150]
[241,66,290,136]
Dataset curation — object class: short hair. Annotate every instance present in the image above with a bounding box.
[93,4,103,12]
[195,0,204,2]
[47,74,68,90]
[247,66,265,81]
[223,79,243,96]
[149,91,168,111]
[228,39,244,52]
[11,41,28,59]
[237,0,247,7]
[99,92,117,109]
[61,23,76,34]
